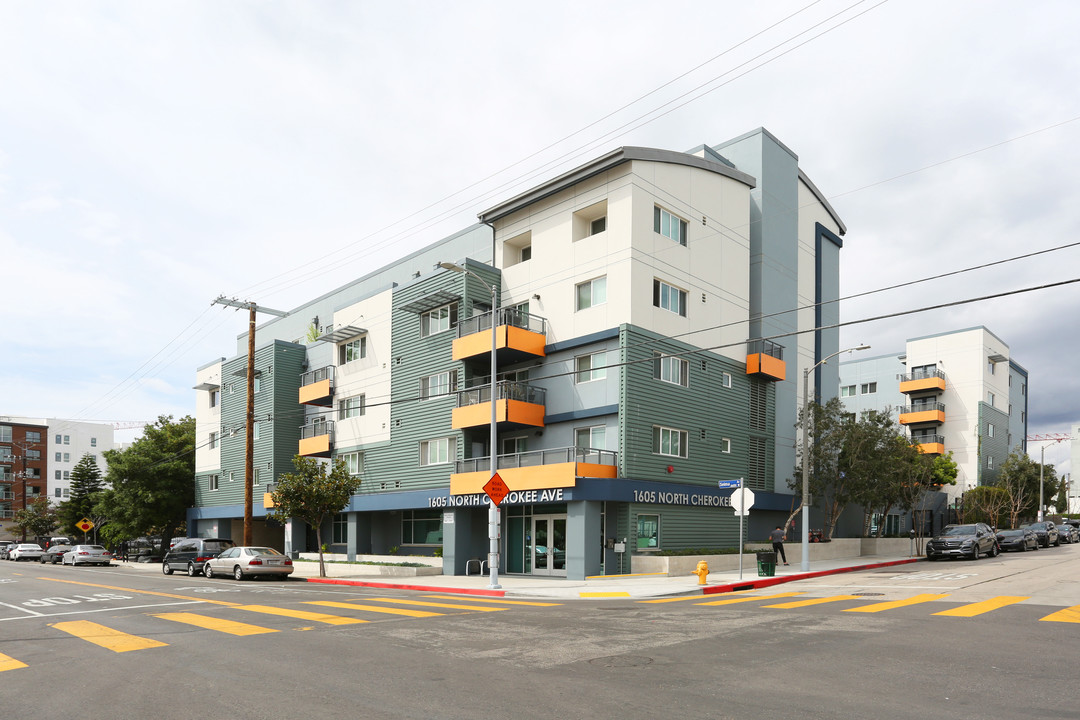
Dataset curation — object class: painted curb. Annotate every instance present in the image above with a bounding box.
[302,576,506,597]
[701,557,921,595]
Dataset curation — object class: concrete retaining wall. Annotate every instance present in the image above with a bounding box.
[298,553,444,576]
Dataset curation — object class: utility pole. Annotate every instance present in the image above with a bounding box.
[213,296,289,546]
[1026,433,1070,521]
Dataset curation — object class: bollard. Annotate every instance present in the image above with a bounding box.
[691,560,709,585]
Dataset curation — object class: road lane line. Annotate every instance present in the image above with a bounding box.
[231,604,368,625]
[932,596,1030,617]
[154,612,279,636]
[844,593,950,613]
[638,590,756,604]
[304,601,443,618]
[696,592,806,606]
[421,595,563,606]
[0,653,29,672]
[52,620,168,652]
[364,598,507,612]
[0,601,44,617]
[763,595,865,609]
[1039,605,1080,624]
[37,577,239,606]
[0,601,201,622]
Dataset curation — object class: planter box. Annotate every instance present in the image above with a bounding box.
[298,553,444,576]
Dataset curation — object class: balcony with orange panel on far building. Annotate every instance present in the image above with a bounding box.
[450,446,618,495]
[899,369,946,394]
[298,420,334,457]
[911,433,945,455]
[899,401,945,426]
[298,365,334,407]
[746,339,785,381]
[451,379,546,431]
[452,307,547,365]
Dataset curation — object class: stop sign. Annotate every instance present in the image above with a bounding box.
[729,488,755,516]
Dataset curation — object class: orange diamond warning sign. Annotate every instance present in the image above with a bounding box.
[483,473,510,506]
[77,518,94,532]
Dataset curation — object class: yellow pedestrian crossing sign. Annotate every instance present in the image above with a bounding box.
[77,518,94,532]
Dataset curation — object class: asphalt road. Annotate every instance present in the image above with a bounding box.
[2,545,1078,720]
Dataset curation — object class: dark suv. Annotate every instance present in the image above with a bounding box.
[163,538,236,577]
[926,523,999,560]
[1022,522,1060,548]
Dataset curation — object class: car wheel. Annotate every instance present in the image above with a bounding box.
[162,561,173,575]
[970,545,979,560]
[187,563,199,577]
[233,565,244,581]
[204,563,214,579]
[1054,539,1061,547]
[990,544,999,558]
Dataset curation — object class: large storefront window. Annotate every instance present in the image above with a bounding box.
[403,509,443,544]
[637,514,659,550]
[332,513,348,544]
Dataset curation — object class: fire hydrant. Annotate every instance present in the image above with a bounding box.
[691,560,709,585]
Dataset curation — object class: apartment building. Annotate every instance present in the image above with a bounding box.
[0,419,48,540]
[190,128,846,579]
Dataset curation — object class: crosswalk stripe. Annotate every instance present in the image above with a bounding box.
[364,598,506,612]
[696,592,805,606]
[153,612,279,635]
[844,593,950,613]
[422,595,563,607]
[1039,605,1080,624]
[52,620,168,652]
[303,601,443,618]
[1,653,29,672]
[231,604,367,625]
[763,595,865,609]
[932,596,1030,617]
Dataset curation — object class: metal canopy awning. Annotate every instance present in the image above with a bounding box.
[399,290,460,314]
[316,325,368,344]
[192,382,221,391]
[988,353,1007,363]
[231,368,263,377]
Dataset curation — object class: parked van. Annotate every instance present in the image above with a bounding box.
[162,538,236,577]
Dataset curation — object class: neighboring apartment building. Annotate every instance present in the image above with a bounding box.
[840,327,1029,532]
[0,418,48,540]
[190,128,846,579]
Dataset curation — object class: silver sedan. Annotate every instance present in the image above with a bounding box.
[203,546,294,580]
[62,545,114,566]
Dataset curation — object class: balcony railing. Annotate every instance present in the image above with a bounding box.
[457,379,547,408]
[300,365,335,387]
[912,434,945,445]
[899,369,945,383]
[456,307,547,338]
[747,338,784,360]
[300,421,335,441]
[901,402,946,414]
[454,446,617,474]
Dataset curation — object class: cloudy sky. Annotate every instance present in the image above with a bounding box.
[2,1,1077,471]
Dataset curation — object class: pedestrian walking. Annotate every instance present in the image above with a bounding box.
[770,526,789,565]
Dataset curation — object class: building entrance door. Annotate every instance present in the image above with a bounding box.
[531,515,566,577]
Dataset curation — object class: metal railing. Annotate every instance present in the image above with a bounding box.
[747,338,784,360]
[898,369,945,383]
[299,421,335,440]
[454,446,617,474]
[457,379,546,407]
[456,307,547,338]
[901,402,946,414]
[300,364,335,387]
[911,434,945,445]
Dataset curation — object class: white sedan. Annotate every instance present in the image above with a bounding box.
[203,546,294,580]
[62,545,114,566]
[8,543,44,561]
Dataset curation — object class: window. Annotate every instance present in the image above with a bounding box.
[55,452,62,462]
[28,431,42,443]
[420,370,457,400]
[654,353,689,387]
[636,514,659,550]
[653,426,688,458]
[654,206,688,245]
[63,453,70,462]
[253,421,260,440]
[653,279,687,317]
[340,337,367,364]
[987,392,995,408]
[1008,404,1012,416]
[860,382,877,394]
[988,360,995,374]
[55,470,62,480]
[27,449,40,460]
[421,303,457,337]
[576,425,606,449]
[63,471,69,480]
[519,244,532,262]
[573,200,608,241]
[209,390,219,408]
[1021,383,1026,395]
[55,434,62,444]
[1022,411,1027,423]
[253,468,261,486]
[253,376,262,393]
[0,426,11,442]
[575,351,607,383]
[576,276,607,310]
[208,474,219,491]
[90,437,97,447]
[420,437,455,466]
[987,423,995,438]
[501,436,527,454]
[987,456,994,469]
[722,372,732,388]
[402,509,443,544]
[590,216,606,235]
[340,451,363,477]
[332,513,348,544]
[339,395,366,420]
[209,432,218,450]
[840,385,856,397]
[55,487,62,497]
[229,471,235,482]
[63,434,69,444]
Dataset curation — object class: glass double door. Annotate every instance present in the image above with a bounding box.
[531,515,566,576]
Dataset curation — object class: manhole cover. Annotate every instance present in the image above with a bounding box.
[853,592,885,596]
[589,655,654,668]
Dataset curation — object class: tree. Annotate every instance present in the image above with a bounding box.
[790,398,849,538]
[960,486,1010,527]
[94,415,196,550]
[12,497,58,540]
[841,410,912,537]
[57,453,106,540]
[997,451,1056,527]
[270,455,361,577]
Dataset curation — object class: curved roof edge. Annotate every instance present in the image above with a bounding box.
[798,168,846,236]
[478,146,757,224]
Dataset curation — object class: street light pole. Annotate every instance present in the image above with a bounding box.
[800,344,870,572]
[439,261,501,589]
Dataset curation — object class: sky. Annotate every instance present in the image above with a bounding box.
[2,1,1077,473]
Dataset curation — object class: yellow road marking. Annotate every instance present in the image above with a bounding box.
[639,589,756,604]
[1,653,29,672]
[422,595,563,607]
[231,605,367,625]
[52,620,168,652]
[1039,605,1080,624]
[153,612,279,636]
[697,592,805,606]
[844,593,950,613]
[763,595,865,609]
[39,577,238,606]
[580,592,631,598]
[933,596,1029,617]
[365,598,506,612]
[304,601,443,618]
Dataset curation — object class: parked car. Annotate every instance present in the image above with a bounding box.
[1057,524,1079,544]
[163,538,236,576]
[203,546,294,581]
[996,528,1039,552]
[0,540,14,560]
[40,544,74,564]
[926,523,999,560]
[1022,521,1060,547]
[8,543,45,561]
[62,545,114,566]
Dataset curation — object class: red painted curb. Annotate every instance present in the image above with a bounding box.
[701,557,921,595]
[302,577,507,597]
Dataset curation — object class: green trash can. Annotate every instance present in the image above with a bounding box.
[756,551,777,577]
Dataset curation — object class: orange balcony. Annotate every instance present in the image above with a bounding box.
[299,366,334,406]
[450,447,617,494]
[746,339,785,381]
[298,421,334,458]
[263,492,275,509]
[452,308,547,364]
[451,381,546,430]
[899,370,946,394]
[899,403,945,426]
[912,435,945,455]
